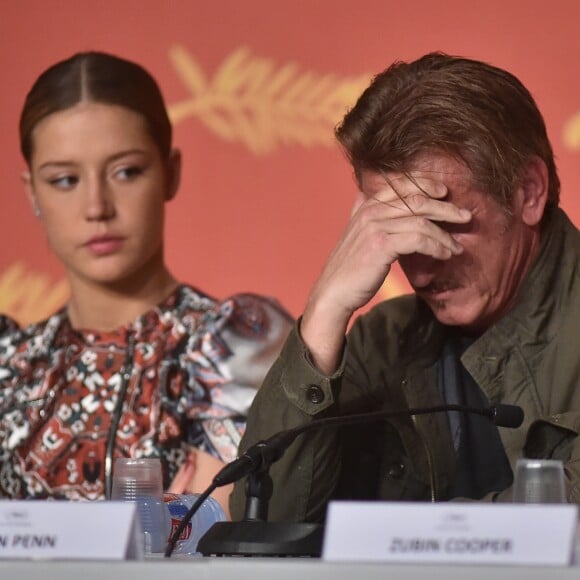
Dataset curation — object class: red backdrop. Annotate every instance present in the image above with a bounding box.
[2,0,579,325]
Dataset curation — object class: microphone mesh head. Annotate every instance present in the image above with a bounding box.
[493,404,524,428]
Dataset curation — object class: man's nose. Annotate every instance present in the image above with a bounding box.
[399,252,447,285]
[402,252,441,272]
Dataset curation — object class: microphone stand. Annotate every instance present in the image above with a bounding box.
[199,464,324,557]
[165,403,523,558]
[242,454,273,522]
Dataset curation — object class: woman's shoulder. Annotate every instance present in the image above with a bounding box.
[0,315,20,337]
[177,286,294,389]
[217,292,293,338]
[0,311,66,365]
[175,285,293,335]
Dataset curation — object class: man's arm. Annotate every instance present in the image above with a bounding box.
[229,324,344,522]
[230,174,471,520]
[300,173,469,375]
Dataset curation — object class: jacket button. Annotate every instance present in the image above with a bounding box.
[306,385,325,404]
[387,462,406,480]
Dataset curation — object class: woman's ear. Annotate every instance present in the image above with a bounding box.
[518,156,549,227]
[21,170,41,218]
[165,149,182,202]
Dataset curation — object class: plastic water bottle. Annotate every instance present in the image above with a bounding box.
[163,493,226,557]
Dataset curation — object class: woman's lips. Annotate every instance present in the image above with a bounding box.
[84,235,124,256]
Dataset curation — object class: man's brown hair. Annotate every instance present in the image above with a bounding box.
[336,52,560,216]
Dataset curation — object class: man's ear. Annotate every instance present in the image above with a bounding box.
[21,170,41,218]
[165,149,182,202]
[517,156,549,227]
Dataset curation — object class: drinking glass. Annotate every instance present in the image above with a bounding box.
[512,458,566,504]
[111,457,168,554]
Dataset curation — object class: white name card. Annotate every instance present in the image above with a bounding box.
[323,501,578,566]
[0,500,143,560]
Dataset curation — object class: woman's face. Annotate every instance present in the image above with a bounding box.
[23,102,179,290]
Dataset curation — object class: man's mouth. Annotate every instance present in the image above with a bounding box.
[416,280,462,296]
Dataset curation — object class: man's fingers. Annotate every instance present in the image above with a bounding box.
[389,230,462,261]
[365,193,472,225]
[375,175,448,202]
[369,215,464,257]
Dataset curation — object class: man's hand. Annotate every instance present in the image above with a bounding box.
[300,172,472,375]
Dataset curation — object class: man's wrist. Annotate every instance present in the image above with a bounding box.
[300,301,350,376]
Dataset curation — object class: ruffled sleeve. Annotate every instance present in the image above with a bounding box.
[0,315,20,337]
[188,293,293,416]
[181,292,293,463]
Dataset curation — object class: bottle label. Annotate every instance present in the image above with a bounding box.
[169,517,192,541]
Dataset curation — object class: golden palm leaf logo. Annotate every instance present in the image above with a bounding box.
[167,45,371,154]
[563,112,580,150]
[0,262,68,327]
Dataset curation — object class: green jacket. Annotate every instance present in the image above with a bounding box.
[230,209,580,523]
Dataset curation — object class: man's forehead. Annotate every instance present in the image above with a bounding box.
[360,154,475,196]
[406,152,471,179]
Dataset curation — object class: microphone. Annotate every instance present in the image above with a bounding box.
[489,404,524,429]
[213,403,523,488]
[164,402,523,557]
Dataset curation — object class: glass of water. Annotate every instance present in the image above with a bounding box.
[111,457,168,554]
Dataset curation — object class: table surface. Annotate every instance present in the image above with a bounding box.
[3,558,580,580]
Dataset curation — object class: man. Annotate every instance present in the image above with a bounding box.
[230,53,580,523]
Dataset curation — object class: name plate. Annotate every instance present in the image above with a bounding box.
[0,500,143,560]
[323,501,578,566]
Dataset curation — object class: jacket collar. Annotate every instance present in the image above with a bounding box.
[485,209,575,343]
[398,209,576,402]
[461,209,576,400]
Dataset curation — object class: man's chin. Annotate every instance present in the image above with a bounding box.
[422,294,485,330]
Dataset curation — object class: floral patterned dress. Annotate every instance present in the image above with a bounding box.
[0,285,292,500]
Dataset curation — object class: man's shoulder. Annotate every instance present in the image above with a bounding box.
[541,209,580,296]
[553,208,580,251]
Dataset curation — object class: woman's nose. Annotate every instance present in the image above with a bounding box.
[84,179,115,221]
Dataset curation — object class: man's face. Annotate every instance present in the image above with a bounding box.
[360,154,542,334]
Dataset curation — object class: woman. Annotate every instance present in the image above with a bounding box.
[0,52,292,513]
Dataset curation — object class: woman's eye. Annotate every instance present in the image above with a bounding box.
[116,166,144,180]
[48,175,78,189]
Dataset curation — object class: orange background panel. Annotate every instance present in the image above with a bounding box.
[1,1,579,325]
